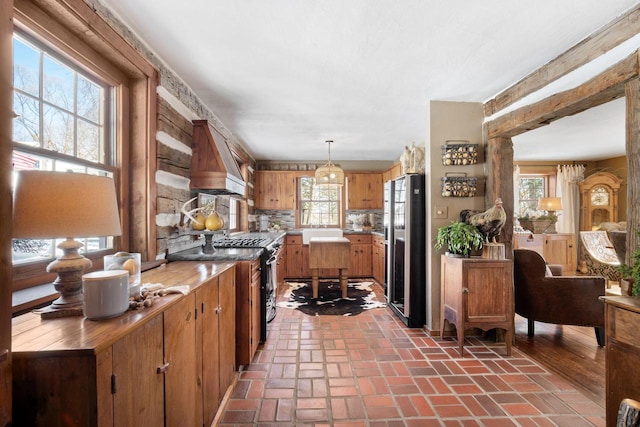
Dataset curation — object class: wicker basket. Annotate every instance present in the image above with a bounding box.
[519,219,553,234]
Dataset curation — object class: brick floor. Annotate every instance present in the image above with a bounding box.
[219,283,605,426]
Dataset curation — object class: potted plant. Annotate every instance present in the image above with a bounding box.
[517,214,557,234]
[435,221,484,257]
[618,231,640,296]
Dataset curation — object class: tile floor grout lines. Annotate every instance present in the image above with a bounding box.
[220,283,604,426]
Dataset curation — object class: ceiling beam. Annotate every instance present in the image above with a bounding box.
[484,4,640,117]
[486,50,639,139]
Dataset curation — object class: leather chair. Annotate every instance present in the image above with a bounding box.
[514,249,606,346]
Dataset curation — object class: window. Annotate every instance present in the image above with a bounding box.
[298,176,341,227]
[12,31,117,265]
[228,197,239,232]
[518,175,548,216]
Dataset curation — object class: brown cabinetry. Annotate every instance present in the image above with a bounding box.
[514,232,576,273]
[235,259,261,367]
[285,235,304,278]
[254,171,296,210]
[440,256,513,356]
[346,173,383,209]
[603,297,640,427]
[285,233,375,279]
[346,234,372,277]
[12,262,236,427]
[372,235,385,284]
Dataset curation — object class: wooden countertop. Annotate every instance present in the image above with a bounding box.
[600,295,640,314]
[12,261,236,355]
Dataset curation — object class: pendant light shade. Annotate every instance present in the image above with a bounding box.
[315,140,344,186]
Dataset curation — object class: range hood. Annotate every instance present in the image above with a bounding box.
[190,120,246,196]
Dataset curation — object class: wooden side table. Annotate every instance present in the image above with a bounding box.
[309,237,351,298]
[440,255,514,356]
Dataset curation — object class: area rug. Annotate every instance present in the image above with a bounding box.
[277,280,386,317]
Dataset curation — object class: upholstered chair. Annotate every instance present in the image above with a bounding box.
[513,249,606,346]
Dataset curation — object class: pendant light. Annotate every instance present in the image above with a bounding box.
[315,140,344,186]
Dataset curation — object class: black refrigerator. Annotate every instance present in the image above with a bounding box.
[385,174,426,327]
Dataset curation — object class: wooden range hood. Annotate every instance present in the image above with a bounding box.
[191,120,246,196]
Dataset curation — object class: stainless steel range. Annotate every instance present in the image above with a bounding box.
[167,232,284,343]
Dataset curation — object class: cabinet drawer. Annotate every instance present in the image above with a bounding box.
[286,235,302,245]
[373,236,384,247]
[346,234,372,244]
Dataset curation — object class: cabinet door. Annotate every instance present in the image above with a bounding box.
[254,171,296,210]
[348,244,372,277]
[197,278,221,425]
[112,315,164,427]
[544,233,576,273]
[464,262,512,324]
[235,260,261,367]
[347,173,383,209]
[218,268,237,397]
[286,243,303,278]
[164,294,198,427]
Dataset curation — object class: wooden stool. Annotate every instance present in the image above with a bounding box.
[308,237,351,299]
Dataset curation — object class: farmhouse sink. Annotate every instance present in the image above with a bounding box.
[302,228,343,244]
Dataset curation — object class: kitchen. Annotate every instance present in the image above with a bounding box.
[4,1,640,426]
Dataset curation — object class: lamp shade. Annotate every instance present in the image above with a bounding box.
[537,197,562,211]
[315,162,345,186]
[13,171,122,239]
[315,140,344,186]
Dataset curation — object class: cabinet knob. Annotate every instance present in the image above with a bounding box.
[157,362,170,374]
[462,288,469,294]
[215,306,222,314]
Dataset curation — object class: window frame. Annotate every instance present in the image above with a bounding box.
[297,175,343,229]
[517,170,557,217]
[9,1,156,293]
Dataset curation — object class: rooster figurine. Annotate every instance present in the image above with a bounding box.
[459,198,507,243]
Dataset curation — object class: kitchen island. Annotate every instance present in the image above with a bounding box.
[12,260,236,427]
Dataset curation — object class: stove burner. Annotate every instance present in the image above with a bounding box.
[213,238,269,248]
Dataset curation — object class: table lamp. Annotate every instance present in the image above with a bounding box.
[12,171,122,318]
[537,197,562,234]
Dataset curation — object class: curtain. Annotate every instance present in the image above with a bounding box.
[556,164,585,235]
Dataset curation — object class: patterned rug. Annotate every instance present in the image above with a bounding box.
[277,280,386,316]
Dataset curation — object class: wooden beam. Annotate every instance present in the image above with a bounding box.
[0,0,13,423]
[485,4,640,116]
[625,78,640,265]
[486,51,639,139]
[485,136,514,258]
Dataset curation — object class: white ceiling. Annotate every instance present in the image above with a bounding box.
[98,0,639,162]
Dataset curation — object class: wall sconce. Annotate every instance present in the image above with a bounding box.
[12,171,122,318]
[537,197,562,234]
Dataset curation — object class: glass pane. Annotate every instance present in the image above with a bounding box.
[77,75,101,122]
[13,37,39,97]
[77,119,100,162]
[43,55,74,111]
[13,92,39,146]
[43,105,74,155]
[12,238,54,264]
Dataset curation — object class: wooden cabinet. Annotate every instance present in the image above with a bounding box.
[372,235,385,285]
[346,172,383,209]
[440,256,513,356]
[235,259,261,367]
[12,262,236,427]
[514,232,577,274]
[603,297,640,426]
[346,234,372,277]
[285,235,304,278]
[254,171,296,210]
[382,163,402,183]
[111,316,164,426]
[285,233,375,279]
